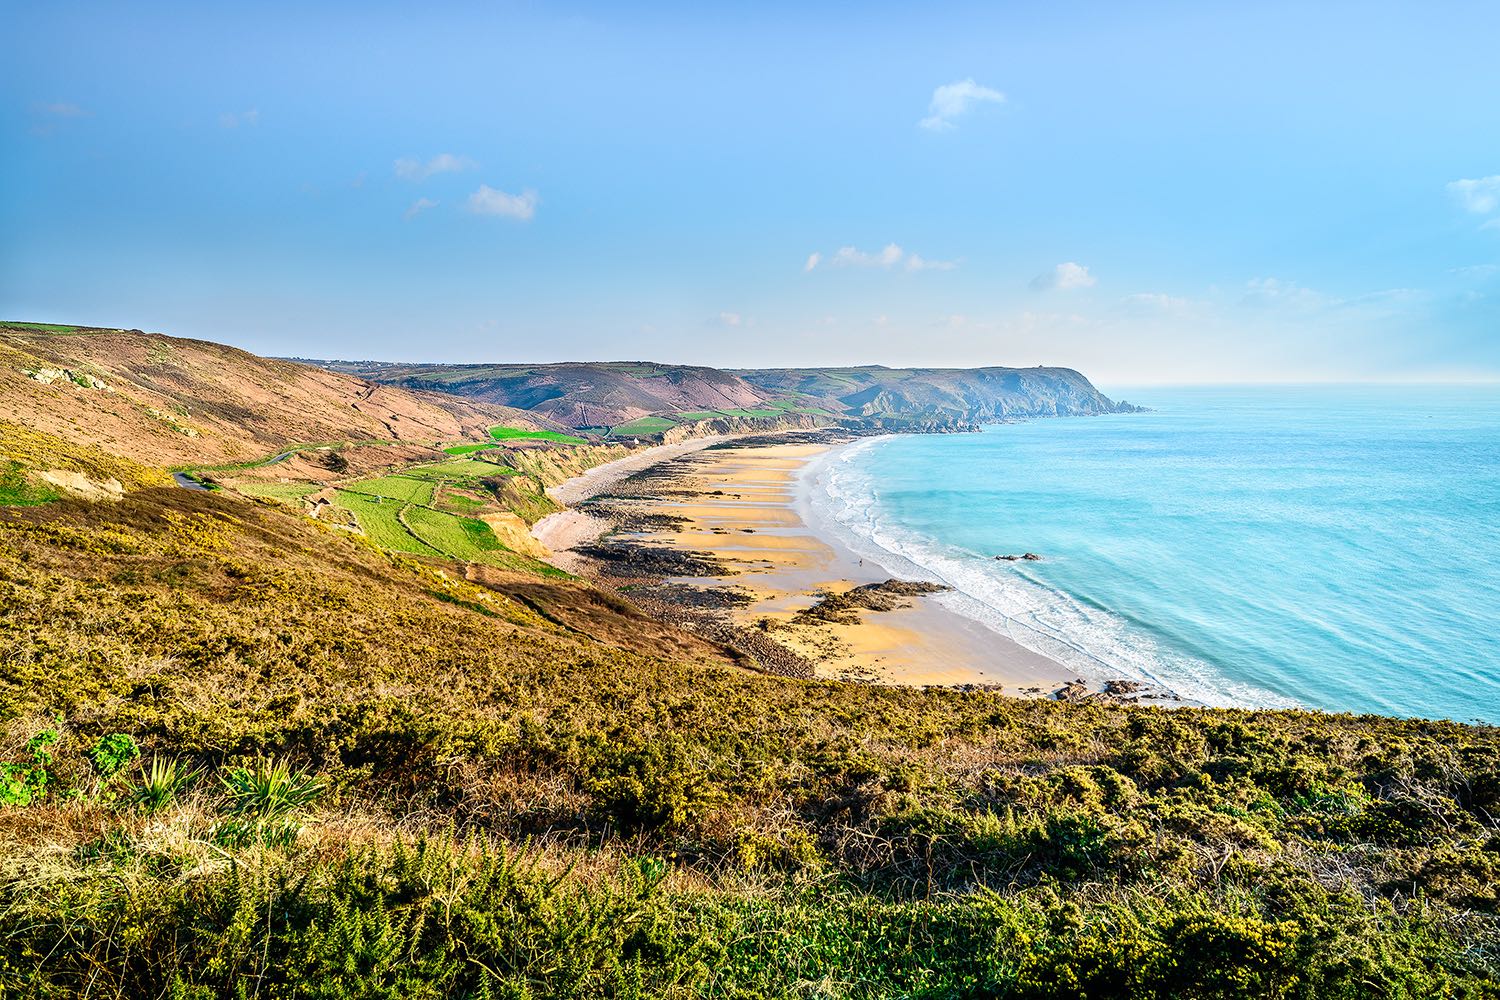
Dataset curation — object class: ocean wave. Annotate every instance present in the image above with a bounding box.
[799,437,1297,709]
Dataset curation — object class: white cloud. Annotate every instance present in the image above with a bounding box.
[466,185,537,221]
[808,243,958,273]
[1447,175,1500,215]
[830,243,905,268]
[1240,277,1328,310]
[717,311,743,327]
[1032,262,1096,291]
[905,253,958,272]
[919,78,1005,131]
[395,153,478,181]
[1452,264,1500,278]
[219,109,260,129]
[1122,292,1189,311]
[403,197,438,221]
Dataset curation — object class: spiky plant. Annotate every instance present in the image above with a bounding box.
[215,757,325,847]
[127,756,199,815]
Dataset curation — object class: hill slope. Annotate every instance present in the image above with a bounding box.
[308,358,1137,431]
[737,364,1135,421]
[3,467,1498,995]
[1,323,559,467]
[307,359,774,429]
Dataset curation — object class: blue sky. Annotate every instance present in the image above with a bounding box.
[3,1,1498,384]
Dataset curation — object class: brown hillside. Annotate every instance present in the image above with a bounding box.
[0,324,559,467]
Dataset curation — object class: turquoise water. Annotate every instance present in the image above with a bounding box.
[805,386,1500,723]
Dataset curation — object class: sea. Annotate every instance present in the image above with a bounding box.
[802,385,1500,724]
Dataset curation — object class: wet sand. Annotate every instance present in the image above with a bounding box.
[539,434,1081,692]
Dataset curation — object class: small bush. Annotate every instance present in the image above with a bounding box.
[87,732,141,779]
[129,756,201,815]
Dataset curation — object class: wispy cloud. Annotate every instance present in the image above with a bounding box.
[715,311,744,327]
[1447,175,1500,215]
[1122,292,1190,312]
[1031,262,1096,291]
[905,253,958,272]
[403,197,438,221]
[395,153,478,181]
[1452,264,1500,278]
[1240,276,1327,309]
[35,102,89,118]
[806,243,957,272]
[219,109,260,129]
[919,78,1005,131]
[467,185,537,221]
[28,101,91,137]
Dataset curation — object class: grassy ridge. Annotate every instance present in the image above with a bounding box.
[1,486,1498,995]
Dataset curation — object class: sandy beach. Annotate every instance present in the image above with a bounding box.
[535,433,1086,694]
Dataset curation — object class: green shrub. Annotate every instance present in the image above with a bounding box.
[215,757,325,847]
[129,756,201,815]
[1,728,58,807]
[87,732,141,778]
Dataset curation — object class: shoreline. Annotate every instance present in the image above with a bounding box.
[534,430,1165,700]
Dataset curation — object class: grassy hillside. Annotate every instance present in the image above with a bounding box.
[2,479,1498,995]
[308,359,775,430]
[0,323,559,467]
[305,359,1138,433]
[2,328,1496,995]
[735,365,1138,423]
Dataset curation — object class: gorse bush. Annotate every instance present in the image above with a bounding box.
[4,830,1494,999]
[2,482,1498,995]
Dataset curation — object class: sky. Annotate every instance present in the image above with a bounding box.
[3,0,1499,385]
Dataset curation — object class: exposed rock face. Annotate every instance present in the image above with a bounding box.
[996,553,1043,561]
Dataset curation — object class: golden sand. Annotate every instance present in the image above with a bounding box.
[593,440,1075,691]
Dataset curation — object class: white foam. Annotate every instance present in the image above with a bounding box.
[799,437,1297,709]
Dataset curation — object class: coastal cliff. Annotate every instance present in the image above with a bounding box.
[302,358,1138,436]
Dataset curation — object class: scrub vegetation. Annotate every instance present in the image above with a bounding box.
[1,473,1498,996]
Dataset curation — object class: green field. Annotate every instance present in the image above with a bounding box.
[0,461,59,506]
[437,488,487,511]
[404,505,501,558]
[340,473,435,505]
[674,401,832,423]
[487,425,587,445]
[441,443,497,455]
[333,490,443,556]
[609,415,678,436]
[1,321,92,333]
[413,457,515,479]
